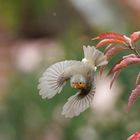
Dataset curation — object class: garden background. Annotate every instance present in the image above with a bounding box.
[0,0,140,140]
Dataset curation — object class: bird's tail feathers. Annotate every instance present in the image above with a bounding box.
[82,46,108,67]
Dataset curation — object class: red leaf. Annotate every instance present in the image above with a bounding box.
[109,55,140,74]
[123,35,132,47]
[104,44,114,54]
[136,72,140,86]
[123,54,137,59]
[127,85,140,111]
[110,71,120,88]
[127,131,140,140]
[96,39,127,48]
[105,46,126,60]
[130,31,140,42]
[93,32,126,41]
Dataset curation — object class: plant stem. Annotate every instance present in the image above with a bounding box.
[129,45,140,56]
[134,49,140,56]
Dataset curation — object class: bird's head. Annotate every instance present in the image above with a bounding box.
[70,74,87,89]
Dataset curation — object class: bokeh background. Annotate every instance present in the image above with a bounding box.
[0,0,140,140]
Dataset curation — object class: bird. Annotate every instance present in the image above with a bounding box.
[38,46,108,118]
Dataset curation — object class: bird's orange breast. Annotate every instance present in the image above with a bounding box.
[71,82,86,89]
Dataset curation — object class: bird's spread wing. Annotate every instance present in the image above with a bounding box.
[62,83,95,118]
[82,46,108,67]
[38,60,80,99]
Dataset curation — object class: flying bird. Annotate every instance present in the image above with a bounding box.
[38,46,108,118]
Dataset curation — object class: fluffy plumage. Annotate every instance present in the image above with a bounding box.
[38,46,108,118]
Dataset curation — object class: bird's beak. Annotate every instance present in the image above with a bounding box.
[72,83,79,89]
[72,83,86,89]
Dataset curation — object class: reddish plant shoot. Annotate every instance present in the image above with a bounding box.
[93,31,140,111]
[127,131,140,140]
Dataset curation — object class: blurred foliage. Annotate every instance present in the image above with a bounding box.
[0,0,140,140]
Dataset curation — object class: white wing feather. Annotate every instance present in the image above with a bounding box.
[38,60,80,99]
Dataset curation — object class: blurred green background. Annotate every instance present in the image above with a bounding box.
[0,0,140,140]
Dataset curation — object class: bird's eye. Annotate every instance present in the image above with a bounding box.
[79,82,82,85]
